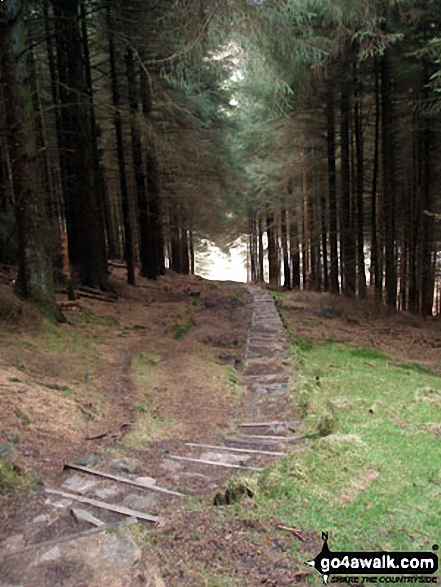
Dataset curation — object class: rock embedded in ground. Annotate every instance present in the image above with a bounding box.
[45,496,73,509]
[94,485,121,500]
[108,458,141,474]
[0,527,165,587]
[34,546,61,565]
[0,442,16,463]
[61,474,97,495]
[123,493,158,512]
[74,453,99,467]
[70,507,105,527]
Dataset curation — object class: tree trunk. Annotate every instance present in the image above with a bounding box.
[258,215,264,281]
[320,185,329,292]
[249,211,258,282]
[80,0,107,260]
[353,62,366,298]
[189,229,195,275]
[371,57,381,302]
[145,150,165,276]
[126,46,152,280]
[340,65,356,296]
[106,2,135,285]
[281,207,290,288]
[53,0,109,289]
[266,208,278,286]
[326,79,339,294]
[140,63,165,277]
[420,59,436,315]
[309,142,321,291]
[1,0,60,320]
[301,146,310,289]
[381,48,397,310]
[289,205,301,289]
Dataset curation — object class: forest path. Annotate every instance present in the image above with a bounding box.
[0,284,302,587]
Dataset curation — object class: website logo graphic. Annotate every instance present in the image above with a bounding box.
[306,533,438,584]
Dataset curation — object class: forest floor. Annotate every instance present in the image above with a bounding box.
[0,269,440,586]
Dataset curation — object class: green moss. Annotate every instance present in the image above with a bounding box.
[0,459,39,496]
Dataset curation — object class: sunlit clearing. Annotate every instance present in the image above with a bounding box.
[195,238,247,283]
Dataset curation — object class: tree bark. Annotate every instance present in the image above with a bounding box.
[371,57,381,302]
[266,207,279,286]
[126,46,152,280]
[353,62,366,298]
[340,64,356,296]
[281,207,290,288]
[326,79,339,294]
[381,48,397,310]
[53,0,109,289]
[1,0,60,320]
[140,63,165,277]
[106,2,135,285]
[258,215,264,281]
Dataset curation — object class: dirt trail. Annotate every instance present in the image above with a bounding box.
[0,279,303,586]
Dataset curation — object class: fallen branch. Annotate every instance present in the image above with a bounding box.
[57,300,80,309]
[276,525,306,542]
[77,291,118,303]
[108,260,127,269]
[85,432,108,441]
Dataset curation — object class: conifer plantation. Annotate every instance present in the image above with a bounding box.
[1,0,440,313]
[1,3,441,585]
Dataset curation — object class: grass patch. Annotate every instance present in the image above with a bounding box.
[14,410,31,425]
[268,290,289,299]
[122,401,167,449]
[224,365,244,397]
[124,351,168,447]
[67,307,120,329]
[131,352,158,388]
[253,336,441,556]
[229,292,243,304]
[172,312,196,340]
[0,459,39,496]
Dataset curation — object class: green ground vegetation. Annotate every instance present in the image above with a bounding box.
[123,352,168,447]
[0,458,39,497]
[255,337,441,554]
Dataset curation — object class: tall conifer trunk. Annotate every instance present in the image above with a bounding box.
[281,207,290,288]
[258,216,264,282]
[371,57,381,302]
[381,48,397,310]
[106,2,135,285]
[140,63,165,277]
[53,0,109,289]
[326,79,339,293]
[353,62,366,298]
[340,63,356,296]
[1,0,60,320]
